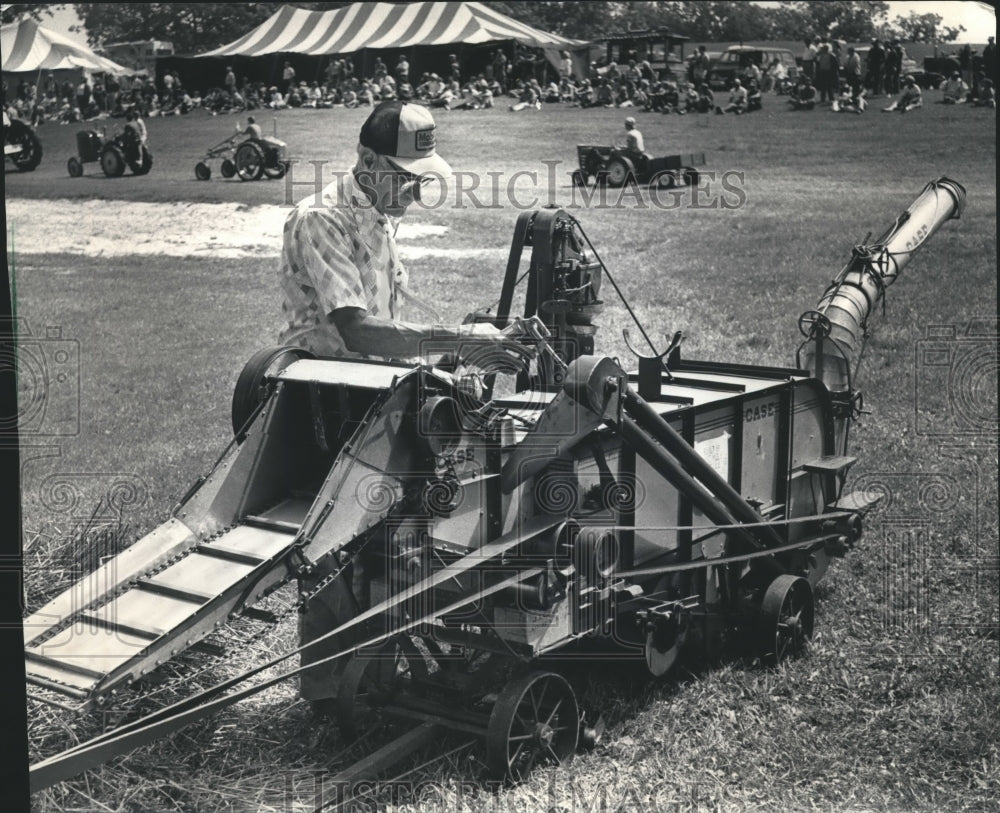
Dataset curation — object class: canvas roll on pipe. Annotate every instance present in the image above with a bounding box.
[800,177,966,394]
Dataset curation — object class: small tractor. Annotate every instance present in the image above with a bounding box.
[572,144,705,189]
[3,110,43,172]
[195,132,289,181]
[67,126,152,178]
[25,179,966,797]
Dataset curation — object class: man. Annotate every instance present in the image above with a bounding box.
[882,75,922,113]
[941,72,969,104]
[282,61,296,94]
[801,38,817,82]
[692,46,711,86]
[866,39,885,96]
[716,77,748,114]
[844,46,863,98]
[280,102,535,713]
[615,115,644,157]
[984,36,997,83]
[241,114,262,140]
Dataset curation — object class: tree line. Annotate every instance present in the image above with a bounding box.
[0,2,969,55]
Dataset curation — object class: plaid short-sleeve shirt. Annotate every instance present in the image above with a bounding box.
[278,173,407,358]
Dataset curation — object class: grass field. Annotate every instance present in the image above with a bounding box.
[8,94,998,813]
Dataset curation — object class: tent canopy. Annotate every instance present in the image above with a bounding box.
[1,17,130,74]
[198,2,590,78]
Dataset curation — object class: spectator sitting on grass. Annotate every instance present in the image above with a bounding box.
[789,76,817,109]
[716,78,748,114]
[268,86,287,109]
[681,81,699,113]
[509,80,541,111]
[342,85,359,108]
[832,80,866,113]
[746,78,763,111]
[595,78,614,107]
[575,79,596,107]
[973,77,995,108]
[883,75,922,112]
[695,83,715,112]
[941,72,968,104]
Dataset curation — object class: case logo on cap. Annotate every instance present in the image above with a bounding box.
[415,128,435,152]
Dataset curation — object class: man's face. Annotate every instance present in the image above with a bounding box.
[362,154,427,218]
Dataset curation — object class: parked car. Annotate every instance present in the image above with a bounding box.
[708,45,798,90]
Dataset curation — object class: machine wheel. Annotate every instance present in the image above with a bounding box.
[263,161,286,179]
[570,169,586,188]
[129,145,153,175]
[682,167,700,186]
[100,145,126,177]
[335,636,428,742]
[654,171,676,189]
[220,158,236,178]
[758,574,814,666]
[235,141,265,180]
[67,157,83,177]
[604,156,635,188]
[486,671,579,783]
[7,120,42,171]
[195,161,211,181]
[231,345,315,441]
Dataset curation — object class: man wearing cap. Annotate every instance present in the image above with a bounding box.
[281,101,534,714]
[882,75,922,113]
[941,72,969,104]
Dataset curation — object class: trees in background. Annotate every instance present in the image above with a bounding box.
[0,2,973,53]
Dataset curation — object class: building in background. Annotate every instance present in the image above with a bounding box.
[100,40,174,76]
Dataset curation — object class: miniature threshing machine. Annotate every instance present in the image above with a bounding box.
[25,178,966,793]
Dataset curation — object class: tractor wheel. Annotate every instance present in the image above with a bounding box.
[758,574,814,666]
[604,156,635,188]
[7,120,42,171]
[231,345,315,442]
[100,145,126,178]
[220,158,236,178]
[682,167,700,186]
[570,169,587,188]
[486,671,579,783]
[234,141,265,181]
[654,171,676,189]
[195,161,211,181]
[129,145,153,176]
[263,160,286,179]
[67,157,83,177]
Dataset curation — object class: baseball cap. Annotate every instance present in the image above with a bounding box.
[624,116,636,125]
[360,101,452,178]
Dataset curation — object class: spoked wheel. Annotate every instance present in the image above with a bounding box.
[220,158,236,178]
[234,141,265,180]
[231,345,315,441]
[486,671,579,783]
[654,170,676,189]
[195,161,211,180]
[604,156,635,188]
[758,574,814,666]
[570,169,586,187]
[100,145,126,177]
[335,636,428,742]
[67,157,83,177]
[7,120,42,171]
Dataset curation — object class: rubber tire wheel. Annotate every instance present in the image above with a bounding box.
[100,145,126,177]
[604,156,634,188]
[263,161,286,180]
[220,158,236,178]
[682,167,700,186]
[571,169,586,187]
[195,161,211,181]
[654,171,676,189]
[129,145,153,176]
[235,141,265,181]
[231,345,315,442]
[7,120,42,171]
[67,157,83,177]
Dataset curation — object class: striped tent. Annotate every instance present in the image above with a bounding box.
[198,2,590,78]
[1,17,129,74]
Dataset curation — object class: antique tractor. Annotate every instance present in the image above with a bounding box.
[3,110,43,172]
[572,144,705,189]
[195,133,289,181]
[67,126,152,178]
[26,179,966,794]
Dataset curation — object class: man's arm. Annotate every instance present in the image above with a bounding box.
[332,307,528,362]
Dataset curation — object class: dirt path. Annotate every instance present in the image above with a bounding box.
[5,197,504,260]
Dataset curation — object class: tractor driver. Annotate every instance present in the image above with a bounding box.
[240,115,262,141]
[614,115,646,172]
[278,100,540,716]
